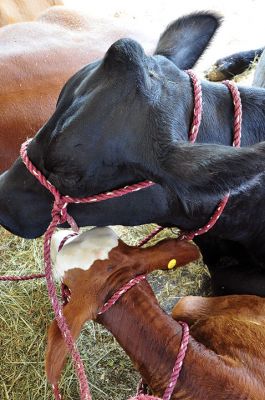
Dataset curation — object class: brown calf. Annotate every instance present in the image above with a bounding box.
[46,228,265,399]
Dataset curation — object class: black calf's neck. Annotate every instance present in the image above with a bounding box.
[173,75,265,146]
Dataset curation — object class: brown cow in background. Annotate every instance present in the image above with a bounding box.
[0,6,159,172]
[0,0,63,26]
[0,6,163,172]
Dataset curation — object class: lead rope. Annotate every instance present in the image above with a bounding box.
[128,322,190,400]
[97,275,189,400]
[19,142,156,400]
[0,272,45,281]
[0,179,154,284]
[0,71,242,400]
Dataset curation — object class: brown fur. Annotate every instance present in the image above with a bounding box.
[0,6,160,172]
[46,237,265,399]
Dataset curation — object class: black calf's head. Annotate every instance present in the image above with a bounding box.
[0,11,224,238]
[5,11,263,240]
[38,39,160,198]
[33,12,222,198]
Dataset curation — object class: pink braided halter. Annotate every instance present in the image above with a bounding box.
[222,80,242,147]
[143,72,242,244]
[97,275,189,400]
[186,69,202,143]
[0,71,242,399]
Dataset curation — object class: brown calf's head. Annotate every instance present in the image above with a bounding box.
[46,227,200,384]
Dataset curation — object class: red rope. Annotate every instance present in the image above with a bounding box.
[0,273,45,281]
[0,70,243,400]
[162,321,189,400]
[98,275,189,400]
[144,73,242,245]
[19,145,155,207]
[43,205,91,400]
[129,322,190,400]
[222,80,242,148]
[98,275,147,315]
[186,69,203,143]
[58,232,79,252]
[137,226,166,247]
[17,142,161,400]
[0,73,242,282]
[129,396,161,400]
[178,194,230,241]
[52,384,63,400]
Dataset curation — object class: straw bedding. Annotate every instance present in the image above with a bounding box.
[0,225,210,399]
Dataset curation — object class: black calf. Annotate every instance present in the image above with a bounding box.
[1,12,265,296]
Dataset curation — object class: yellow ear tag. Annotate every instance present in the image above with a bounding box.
[168,259,177,270]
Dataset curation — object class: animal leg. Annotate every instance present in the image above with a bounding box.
[205,47,264,81]
[172,294,265,325]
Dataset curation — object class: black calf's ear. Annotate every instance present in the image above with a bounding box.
[155,11,222,69]
[160,141,265,201]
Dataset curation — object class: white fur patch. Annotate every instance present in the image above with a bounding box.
[51,227,119,280]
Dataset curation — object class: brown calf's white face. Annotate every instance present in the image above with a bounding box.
[51,227,119,280]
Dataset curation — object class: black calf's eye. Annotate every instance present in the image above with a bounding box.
[148,70,159,79]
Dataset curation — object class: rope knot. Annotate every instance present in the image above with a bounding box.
[51,198,65,220]
[52,199,79,233]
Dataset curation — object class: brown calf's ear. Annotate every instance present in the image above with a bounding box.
[45,299,90,386]
[134,238,200,275]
